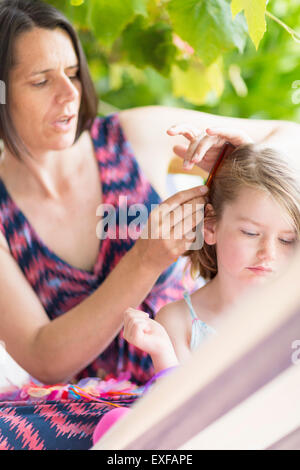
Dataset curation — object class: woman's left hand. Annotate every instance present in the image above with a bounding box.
[167,125,254,172]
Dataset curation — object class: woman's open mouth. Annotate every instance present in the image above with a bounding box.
[52,115,76,132]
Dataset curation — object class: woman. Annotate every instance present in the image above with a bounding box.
[0,0,299,450]
[0,0,208,387]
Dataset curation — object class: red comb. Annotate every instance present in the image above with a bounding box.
[205,142,234,188]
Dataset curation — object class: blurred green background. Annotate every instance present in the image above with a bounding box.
[45,0,300,122]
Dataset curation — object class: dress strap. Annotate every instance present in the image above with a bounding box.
[183,290,217,351]
[183,290,198,320]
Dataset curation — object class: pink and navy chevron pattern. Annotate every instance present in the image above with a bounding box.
[0,114,189,449]
[0,398,135,450]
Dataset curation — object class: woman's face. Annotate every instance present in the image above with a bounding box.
[205,187,298,287]
[9,27,82,156]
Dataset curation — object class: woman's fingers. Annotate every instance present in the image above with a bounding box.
[188,135,222,165]
[173,203,204,249]
[135,186,208,272]
[170,124,254,173]
[150,190,207,243]
[154,185,208,219]
[206,127,254,145]
[168,125,208,168]
[167,124,205,141]
[173,135,223,170]
[173,144,188,159]
[158,193,206,241]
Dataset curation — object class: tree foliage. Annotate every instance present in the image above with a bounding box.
[45,0,300,122]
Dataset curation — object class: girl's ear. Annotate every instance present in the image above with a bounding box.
[204,203,217,245]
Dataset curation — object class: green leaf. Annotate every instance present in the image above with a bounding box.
[70,0,84,6]
[172,57,224,105]
[167,0,248,65]
[109,64,145,90]
[231,0,267,49]
[87,0,148,47]
[121,19,177,76]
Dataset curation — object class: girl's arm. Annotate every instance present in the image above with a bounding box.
[155,301,192,365]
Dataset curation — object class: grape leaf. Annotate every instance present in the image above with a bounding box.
[122,19,177,76]
[231,0,267,49]
[88,0,148,47]
[172,57,224,105]
[167,0,248,65]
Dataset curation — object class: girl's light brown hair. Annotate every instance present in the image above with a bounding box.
[184,144,300,280]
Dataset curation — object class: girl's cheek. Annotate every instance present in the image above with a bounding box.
[219,234,253,271]
[278,243,297,265]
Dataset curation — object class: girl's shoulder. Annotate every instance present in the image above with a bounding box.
[156,297,190,325]
[155,298,192,360]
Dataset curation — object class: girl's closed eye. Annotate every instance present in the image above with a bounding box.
[279,237,297,245]
[241,229,259,237]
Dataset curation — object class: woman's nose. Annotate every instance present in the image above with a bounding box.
[55,75,80,104]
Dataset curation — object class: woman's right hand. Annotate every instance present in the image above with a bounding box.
[133,185,208,274]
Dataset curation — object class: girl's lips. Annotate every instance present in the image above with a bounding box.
[247,266,273,275]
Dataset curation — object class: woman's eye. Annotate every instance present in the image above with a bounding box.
[241,230,258,237]
[32,73,78,88]
[33,80,47,87]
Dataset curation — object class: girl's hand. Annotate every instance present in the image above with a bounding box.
[167,125,254,172]
[133,184,208,274]
[124,308,173,355]
[123,308,179,372]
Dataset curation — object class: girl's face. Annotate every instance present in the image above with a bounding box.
[9,27,82,157]
[205,187,298,287]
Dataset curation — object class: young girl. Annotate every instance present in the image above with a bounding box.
[123,143,300,374]
[92,141,300,445]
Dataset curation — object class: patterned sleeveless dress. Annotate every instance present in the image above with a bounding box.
[0,114,194,449]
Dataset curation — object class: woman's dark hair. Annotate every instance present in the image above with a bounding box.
[0,0,98,159]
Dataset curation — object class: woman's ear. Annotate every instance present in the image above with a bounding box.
[204,203,217,245]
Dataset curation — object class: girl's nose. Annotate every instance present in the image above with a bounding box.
[257,237,276,262]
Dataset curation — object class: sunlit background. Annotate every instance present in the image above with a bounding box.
[45,0,300,122]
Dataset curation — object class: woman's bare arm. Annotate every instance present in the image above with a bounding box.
[119,106,300,197]
[0,185,207,384]
[0,238,159,384]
